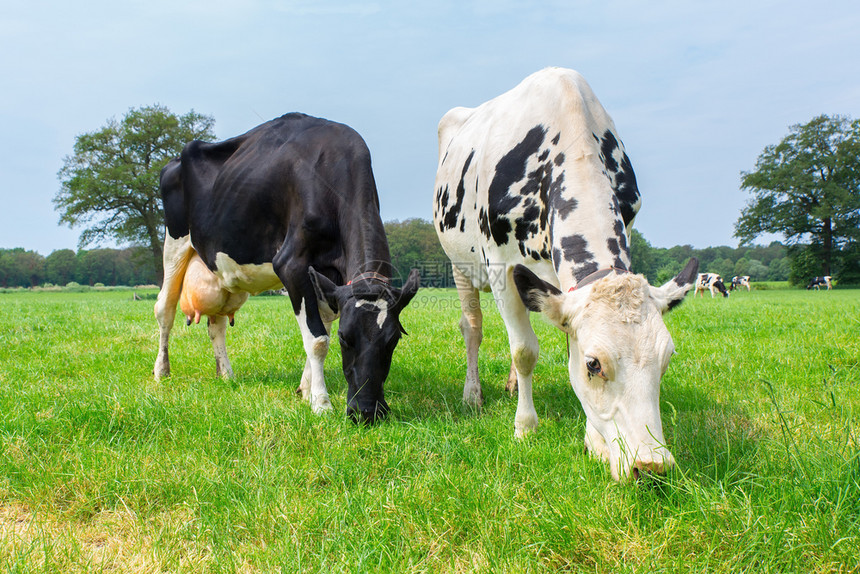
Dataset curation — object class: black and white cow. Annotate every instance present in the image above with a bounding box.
[433,67,698,481]
[695,273,729,298]
[154,113,419,423]
[806,276,833,290]
[730,275,750,291]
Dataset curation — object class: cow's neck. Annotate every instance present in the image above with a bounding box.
[549,205,631,291]
[340,212,393,283]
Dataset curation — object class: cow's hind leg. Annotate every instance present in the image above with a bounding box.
[505,361,518,395]
[154,234,195,380]
[495,268,540,438]
[207,315,234,378]
[453,267,484,407]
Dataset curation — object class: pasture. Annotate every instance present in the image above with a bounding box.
[0,286,858,572]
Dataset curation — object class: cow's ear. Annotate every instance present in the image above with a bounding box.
[395,269,420,311]
[650,257,699,313]
[308,266,340,315]
[512,264,570,329]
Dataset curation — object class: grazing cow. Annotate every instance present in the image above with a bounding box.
[806,276,833,290]
[178,252,250,377]
[695,273,729,298]
[730,275,751,291]
[154,113,420,423]
[433,67,698,481]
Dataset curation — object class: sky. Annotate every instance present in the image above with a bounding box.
[2,0,859,255]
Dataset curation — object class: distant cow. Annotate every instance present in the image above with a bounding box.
[806,276,832,290]
[433,67,698,481]
[154,113,419,423]
[695,273,729,298]
[730,275,750,291]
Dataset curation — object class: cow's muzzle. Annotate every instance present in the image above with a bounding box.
[347,398,390,425]
[630,452,675,481]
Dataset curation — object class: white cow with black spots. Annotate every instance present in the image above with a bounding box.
[730,275,750,291]
[433,67,698,481]
[807,276,833,290]
[695,273,729,298]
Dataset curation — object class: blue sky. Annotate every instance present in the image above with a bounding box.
[2,0,859,255]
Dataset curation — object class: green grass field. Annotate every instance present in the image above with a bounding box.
[0,286,858,572]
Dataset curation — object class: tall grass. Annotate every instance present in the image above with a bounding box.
[0,287,858,572]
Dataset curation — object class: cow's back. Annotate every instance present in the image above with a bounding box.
[433,67,639,290]
[164,113,378,277]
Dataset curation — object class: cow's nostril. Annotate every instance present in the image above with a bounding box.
[632,460,670,481]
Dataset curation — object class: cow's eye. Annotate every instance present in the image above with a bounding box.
[585,356,603,377]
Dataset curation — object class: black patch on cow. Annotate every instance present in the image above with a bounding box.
[551,132,561,145]
[487,125,546,245]
[552,247,562,273]
[559,234,598,282]
[614,153,640,226]
[478,207,491,240]
[595,129,641,227]
[598,130,620,173]
[514,202,541,242]
[552,194,577,221]
[611,219,629,259]
[607,237,620,257]
[538,149,549,162]
[441,150,474,231]
[554,152,565,167]
[560,234,593,264]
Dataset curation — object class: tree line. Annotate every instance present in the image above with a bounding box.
[0,247,157,288]
[2,219,854,289]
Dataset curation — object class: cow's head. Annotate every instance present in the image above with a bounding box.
[309,268,420,424]
[714,279,729,298]
[513,258,698,481]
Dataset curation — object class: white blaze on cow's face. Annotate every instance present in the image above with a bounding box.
[514,263,697,481]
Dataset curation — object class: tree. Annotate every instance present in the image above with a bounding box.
[630,228,657,283]
[45,249,77,285]
[735,115,860,277]
[0,248,45,287]
[384,219,450,286]
[55,105,216,283]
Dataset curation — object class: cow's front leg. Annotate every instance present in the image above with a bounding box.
[207,315,234,378]
[495,277,539,438]
[297,317,333,400]
[295,298,333,414]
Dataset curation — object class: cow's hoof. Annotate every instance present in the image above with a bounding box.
[153,364,169,380]
[311,396,333,414]
[514,412,538,438]
[462,385,484,408]
[514,425,536,439]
